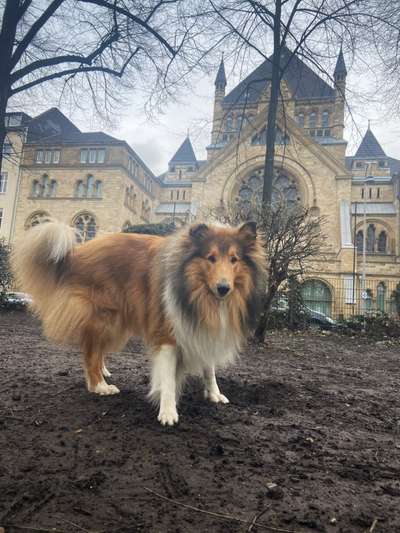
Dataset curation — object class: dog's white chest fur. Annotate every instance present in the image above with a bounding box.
[163,282,241,375]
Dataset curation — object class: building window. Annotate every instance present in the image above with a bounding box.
[183,190,186,200]
[378,160,386,168]
[296,113,305,127]
[0,172,7,193]
[124,185,136,211]
[356,230,363,252]
[226,114,234,131]
[2,142,12,155]
[26,211,50,228]
[31,174,57,198]
[74,213,97,242]
[178,170,182,179]
[361,188,364,199]
[141,199,151,222]
[170,190,173,200]
[377,282,386,312]
[6,114,22,127]
[377,231,387,253]
[236,114,244,131]
[369,188,372,199]
[176,190,180,200]
[74,175,101,198]
[377,188,380,199]
[0,208,3,228]
[355,161,363,169]
[35,149,60,164]
[322,111,329,128]
[309,112,317,129]
[366,224,376,252]
[80,148,106,164]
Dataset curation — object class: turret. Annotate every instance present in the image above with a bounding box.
[333,45,347,139]
[208,57,227,159]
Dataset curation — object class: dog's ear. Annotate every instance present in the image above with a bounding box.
[238,221,257,241]
[189,223,209,242]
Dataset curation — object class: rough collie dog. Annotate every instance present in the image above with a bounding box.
[12,221,266,425]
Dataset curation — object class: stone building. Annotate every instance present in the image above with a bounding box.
[158,47,400,317]
[2,47,400,317]
[5,108,158,242]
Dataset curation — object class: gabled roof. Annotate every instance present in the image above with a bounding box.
[25,107,122,145]
[354,128,386,158]
[223,46,335,105]
[169,136,197,164]
[334,46,347,78]
[215,57,227,88]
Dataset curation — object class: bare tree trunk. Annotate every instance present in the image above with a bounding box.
[0,0,21,173]
[262,0,282,205]
[254,283,279,342]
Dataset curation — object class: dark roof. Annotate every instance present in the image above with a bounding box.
[169,137,197,164]
[334,47,347,78]
[387,157,400,175]
[25,108,121,145]
[223,46,335,105]
[354,128,386,158]
[215,58,227,88]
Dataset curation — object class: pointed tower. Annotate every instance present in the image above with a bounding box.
[167,135,198,180]
[208,57,227,159]
[332,45,347,139]
[350,126,389,176]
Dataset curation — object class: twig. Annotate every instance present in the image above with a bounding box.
[7,525,68,533]
[248,507,271,532]
[144,487,300,533]
[368,518,378,533]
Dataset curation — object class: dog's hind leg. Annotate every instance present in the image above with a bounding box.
[149,344,179,426]
[82,330,119,396]
[203,365,229,404]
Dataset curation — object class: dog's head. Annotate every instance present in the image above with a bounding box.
[184,221,259,301]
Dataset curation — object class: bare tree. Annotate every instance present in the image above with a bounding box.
[0,0,203,172]
[207,0,376,204]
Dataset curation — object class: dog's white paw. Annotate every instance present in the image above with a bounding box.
[158,407,179,426]
[102,365,111,378]
[204,390,230,404]
[93,382,120,395]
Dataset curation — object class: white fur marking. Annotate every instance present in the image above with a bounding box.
[93,381,120,395]
[203,365,230,404]
[102,365,111,378]
[150,345,179,426]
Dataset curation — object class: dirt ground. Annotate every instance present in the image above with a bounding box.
[1,311,400,533]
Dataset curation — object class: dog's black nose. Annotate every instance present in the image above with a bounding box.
[217,283,231,297]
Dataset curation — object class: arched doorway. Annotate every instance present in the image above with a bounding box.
[301,279,332,317]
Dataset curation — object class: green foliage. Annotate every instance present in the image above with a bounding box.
[0,239,13,307]
[123,222,177,236]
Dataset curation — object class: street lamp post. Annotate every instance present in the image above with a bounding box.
[362,174,375,327]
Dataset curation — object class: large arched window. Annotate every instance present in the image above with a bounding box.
[377,231,387,253]
[32,180,41,197]
[236,168,300,216]
[301,279,332,317]
[74,213,97,242]
[366,224,376,253]
[25,211,50,229]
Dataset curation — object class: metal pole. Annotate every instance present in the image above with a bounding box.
[352,201,357,315]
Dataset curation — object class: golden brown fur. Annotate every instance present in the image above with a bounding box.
[12,220,266,424]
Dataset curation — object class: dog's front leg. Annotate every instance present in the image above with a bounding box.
[203,365,229,404]
[149,345,179,426]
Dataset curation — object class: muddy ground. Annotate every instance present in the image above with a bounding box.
[0,310,400,533]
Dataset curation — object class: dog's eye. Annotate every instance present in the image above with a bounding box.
[230,256,238,264]
[207,255,216,263]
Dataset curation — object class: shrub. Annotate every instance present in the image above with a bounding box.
[338,313,400,339]
[123,222,177,236]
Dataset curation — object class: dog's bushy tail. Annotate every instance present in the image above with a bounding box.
[11,220,76,309]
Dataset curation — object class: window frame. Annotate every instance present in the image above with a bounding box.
[0,172,8,194]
